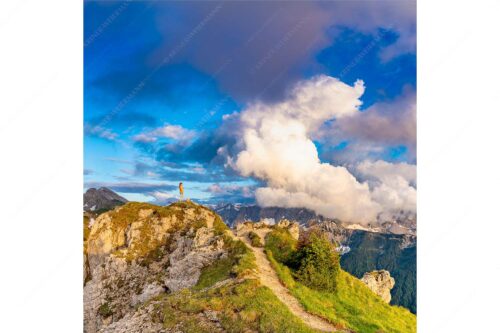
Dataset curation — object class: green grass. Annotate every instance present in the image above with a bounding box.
[155,228,320,333]
[155,279,321,333]
[264,227,297,263]
[267,251,416,333]
[195,232,258,291]
[194,257,234,291]
[224,235,258,279]
[212,214,229,235]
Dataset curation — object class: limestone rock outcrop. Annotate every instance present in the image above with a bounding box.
[276,219,300,240]
[83,202,227,333]
[235,219,300,240]
[361,270,395,303]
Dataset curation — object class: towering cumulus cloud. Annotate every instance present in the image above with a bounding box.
[231,75,383,223]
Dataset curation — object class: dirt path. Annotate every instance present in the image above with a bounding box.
[235,228,337,332]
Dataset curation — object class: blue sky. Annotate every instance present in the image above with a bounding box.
[84,1,416,206]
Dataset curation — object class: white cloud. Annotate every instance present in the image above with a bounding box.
[227,75,417,224]
[231,75,383,223]
[152,124,196,140]
[85,124,118,141]
[148,191,175,205]
[356,160,416,213]
[207,183,254,198]
[132,133,157,143]
[132,124,196,143]
[356,160,416,185]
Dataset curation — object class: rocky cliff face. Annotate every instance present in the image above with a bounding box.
[361,270,395,303]
[83,201,228,333]
[84,187,128,213]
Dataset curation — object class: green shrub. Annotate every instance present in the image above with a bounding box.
[248,231,263,247]
[293,231,340,292]
[98,302,113,318]
[264,228,298,264]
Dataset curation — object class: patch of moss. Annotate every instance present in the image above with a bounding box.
[98,302,113,318]
[138,244,167,267]
[192,219,208,231]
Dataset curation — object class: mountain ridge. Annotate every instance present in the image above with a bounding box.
[83,201,415,332]
[214,203,416,236]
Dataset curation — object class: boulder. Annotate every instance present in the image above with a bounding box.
[361,270,395,303]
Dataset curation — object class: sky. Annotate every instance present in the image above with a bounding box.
[84,0,416,223]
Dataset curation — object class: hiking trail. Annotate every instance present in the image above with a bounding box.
[234,228,338,332]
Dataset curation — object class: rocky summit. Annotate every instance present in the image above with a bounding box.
[84,201,231,333]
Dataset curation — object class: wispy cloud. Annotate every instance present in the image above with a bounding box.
[132,124,197,143]
[84,124,119,141]
[203,183,257,204]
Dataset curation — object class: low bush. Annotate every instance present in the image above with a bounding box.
[293,231,340,292]
[265,228,340,293]
[248,231,263,247]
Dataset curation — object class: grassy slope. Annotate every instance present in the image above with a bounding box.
[340,231,416,313]
[266,249,416,333]
[142,202,322,333]
[155,279,321,333]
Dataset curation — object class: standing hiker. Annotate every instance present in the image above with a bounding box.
[179,182,184,201]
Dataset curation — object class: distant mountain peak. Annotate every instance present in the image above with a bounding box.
[83,187,127,213]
